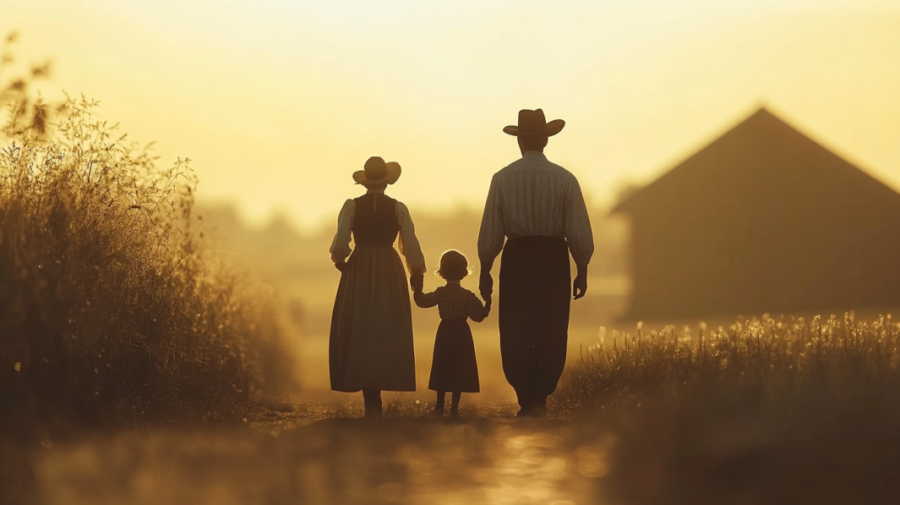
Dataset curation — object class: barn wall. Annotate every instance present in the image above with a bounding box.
[625,175,900,319]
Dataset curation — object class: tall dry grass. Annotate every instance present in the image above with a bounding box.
[0,94,297,431]
[556,313,900,414]
[555,314,900,504]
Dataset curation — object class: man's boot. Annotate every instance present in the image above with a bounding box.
[363,389,383,418]
[530,394,548,418]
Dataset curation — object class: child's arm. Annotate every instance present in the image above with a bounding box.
[466,293,491,322]
[413,289,440,309]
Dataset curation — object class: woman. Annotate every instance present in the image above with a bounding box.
[329,156,426,417]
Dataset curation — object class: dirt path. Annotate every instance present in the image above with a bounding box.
[32,398,606,505]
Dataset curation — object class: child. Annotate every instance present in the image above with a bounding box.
[414,250,491,417]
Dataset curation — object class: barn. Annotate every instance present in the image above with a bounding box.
[612,108,900,319]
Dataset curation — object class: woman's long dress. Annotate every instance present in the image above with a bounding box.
[329,192,425,392]
[414,284,489,393]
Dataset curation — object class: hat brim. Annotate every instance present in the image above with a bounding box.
[503,119,566,137]
[353,162,402,186]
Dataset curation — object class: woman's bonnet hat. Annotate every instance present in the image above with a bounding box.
[353,156,402,186]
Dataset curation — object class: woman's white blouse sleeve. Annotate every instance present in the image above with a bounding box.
[329,199,355,264]
[396,202,427,275]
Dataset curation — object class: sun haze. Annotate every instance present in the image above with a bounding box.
[2,0,900,229]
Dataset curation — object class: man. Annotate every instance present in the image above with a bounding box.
[478,108,594,417]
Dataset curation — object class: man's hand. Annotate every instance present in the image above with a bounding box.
[410,273,424,292]
[479,269,494,303]
[573,264,588,300]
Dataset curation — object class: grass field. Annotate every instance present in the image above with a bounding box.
[558,313,900,505]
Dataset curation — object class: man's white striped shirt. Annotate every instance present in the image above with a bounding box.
[477,151,594,267]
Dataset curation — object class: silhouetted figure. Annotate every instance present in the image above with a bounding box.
[329,157,426,417]
[414,250,491,417]
[478,109,594,417]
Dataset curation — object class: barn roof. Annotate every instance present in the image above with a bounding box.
[612,107,900,215]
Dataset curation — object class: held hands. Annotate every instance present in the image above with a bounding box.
[479,270,493,304]
[410,272,424,293]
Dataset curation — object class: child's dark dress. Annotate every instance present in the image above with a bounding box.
[414,283,489,393]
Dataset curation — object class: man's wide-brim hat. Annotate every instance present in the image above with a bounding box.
[503,108,565,137]
[353,156,401,186]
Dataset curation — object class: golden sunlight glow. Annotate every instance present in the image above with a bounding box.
[2,0,899,228]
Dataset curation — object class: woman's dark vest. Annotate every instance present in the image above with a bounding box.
[352,194,400,247]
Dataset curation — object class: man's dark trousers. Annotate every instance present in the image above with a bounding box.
[499,236,571,409]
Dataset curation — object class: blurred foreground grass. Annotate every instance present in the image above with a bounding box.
[0,95,297,432]
[1,37,299,463]
[555,313,900,504]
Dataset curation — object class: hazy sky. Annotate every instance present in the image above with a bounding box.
[3,0,900,229]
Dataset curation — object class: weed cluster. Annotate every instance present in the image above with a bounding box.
[0,95,296,431]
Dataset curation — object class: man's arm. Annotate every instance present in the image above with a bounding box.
[564,177,594,300]
[479,258,495,303]
[477,175,505,302]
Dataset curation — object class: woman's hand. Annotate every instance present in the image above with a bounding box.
[334,261,348,273]
[410,273,424,292]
